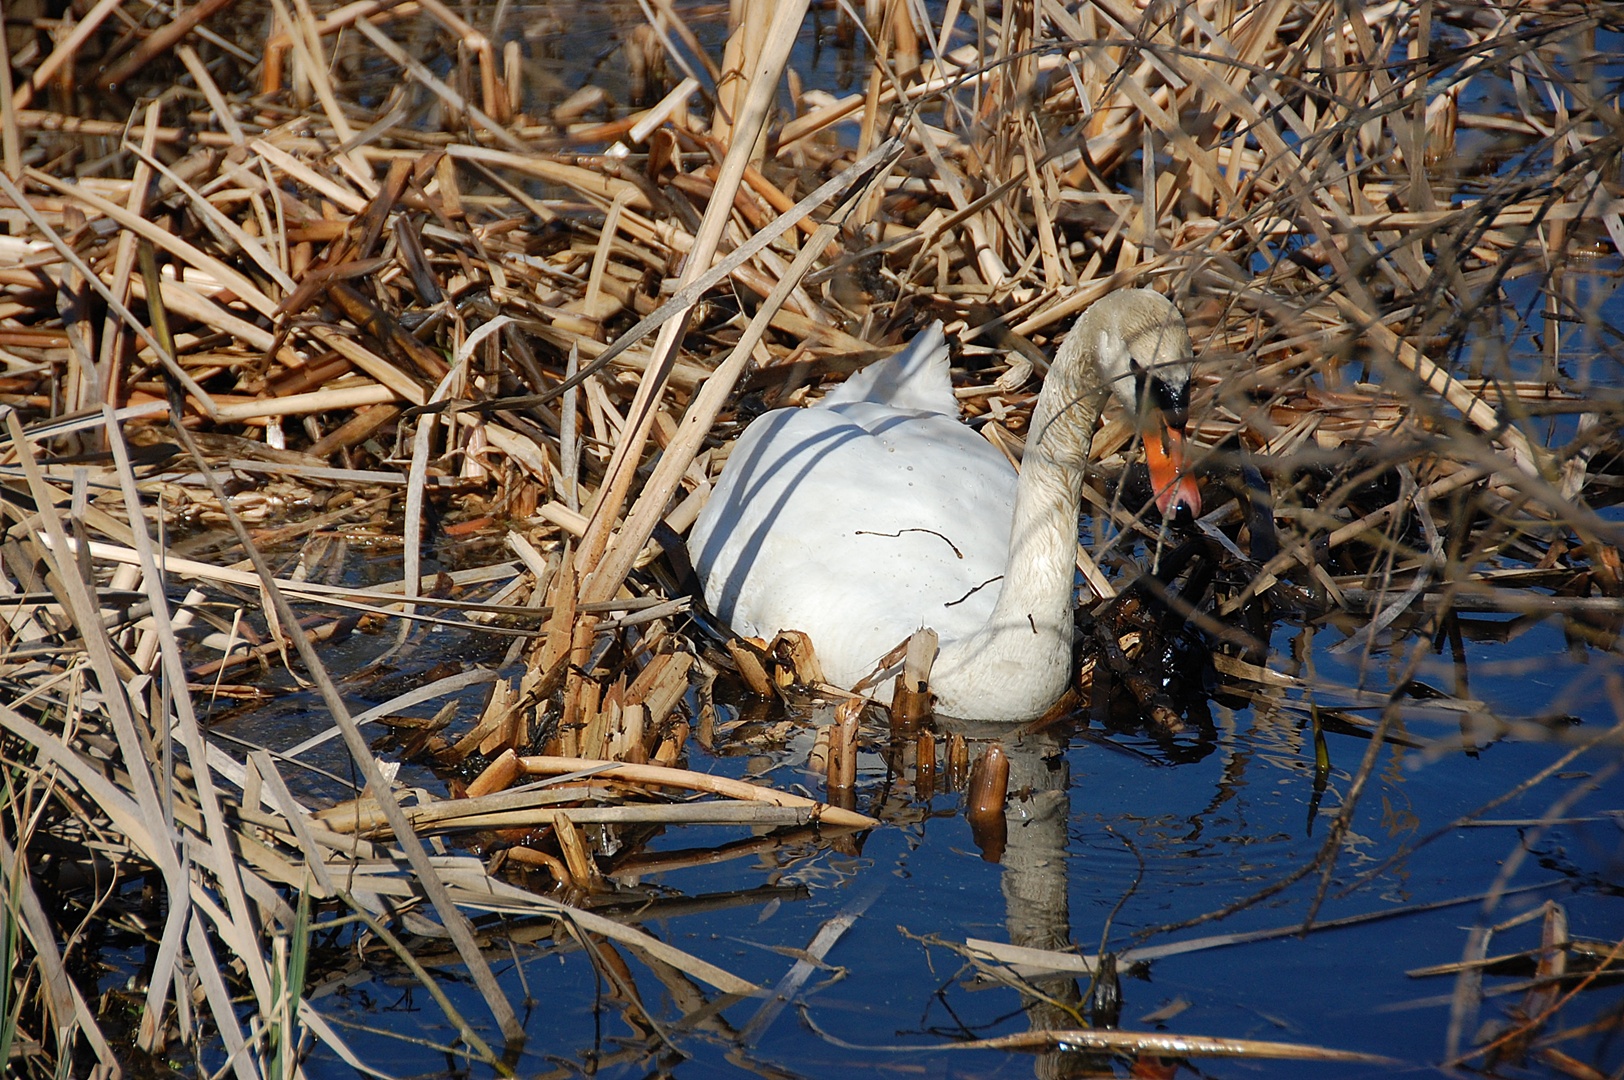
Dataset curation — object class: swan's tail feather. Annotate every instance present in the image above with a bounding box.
[817,322,956,415]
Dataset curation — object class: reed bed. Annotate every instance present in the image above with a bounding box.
[0,0,1619,1076]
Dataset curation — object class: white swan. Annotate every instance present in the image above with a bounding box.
[688,288,1200,722]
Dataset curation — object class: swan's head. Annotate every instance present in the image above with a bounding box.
[1081,288,1202,520]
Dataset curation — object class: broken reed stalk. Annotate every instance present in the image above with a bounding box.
[890,628,938,729]
[827,699,863,792]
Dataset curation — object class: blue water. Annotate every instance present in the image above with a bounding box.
[274,607,1622,1080]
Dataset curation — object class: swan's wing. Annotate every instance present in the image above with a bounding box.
[690,401,1016,688]
[816,322,957,416]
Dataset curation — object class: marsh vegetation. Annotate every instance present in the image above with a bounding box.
[0,0,1620,1077]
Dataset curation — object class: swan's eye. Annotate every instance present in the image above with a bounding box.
[1148,375,1188,429]
[1130,365,1150,411]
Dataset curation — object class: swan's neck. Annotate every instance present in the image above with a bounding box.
[989,419,1092,631]
[932,332,1106,718]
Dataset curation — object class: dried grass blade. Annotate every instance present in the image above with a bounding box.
[125,272,278,353]
[93,100,162,403]
[972,881,1561,980]
[12,0,125,108]
[448,144,649,209]
[176,44,246,146]
[305,325,428,404]
[548,904,760,997]
[161,418,524,1041]
[250,138,370,214]
[1,415,178,862]
[740,882,881,1043]
[352,16,526,153]
[586,159,906,604]
[403,359,471,621]
[0,172,219,418]
[463,138,899,429]
[328,799,838,834]
[27,167,277,318]
[103,407,279,1010]
[297,1000,407,1079]
[588,201,849,605]
[210,383,400,422]
[0,701,194,1054]
[574,0,812,590]
[0,707,157,854]
[873,1026,1400,1065]
[282,668,497,759]
[519,756,877,829]
[45,536,521,617]
[184,915,258,1080]
[265,0,373,184]
[0,830,118,1070]
[122,141,293,292]
[1332,293,1541,479]
[0,26,16,178]
[336,893,498,1062]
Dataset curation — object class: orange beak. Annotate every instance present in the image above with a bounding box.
[1145,420,1201,519]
